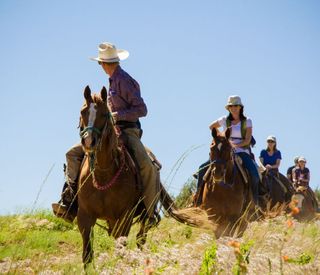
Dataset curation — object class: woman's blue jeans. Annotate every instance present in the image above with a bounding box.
[237,152,260,206]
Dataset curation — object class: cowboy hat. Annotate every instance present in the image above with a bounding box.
[225,95,244,110]
[90,42,129,63]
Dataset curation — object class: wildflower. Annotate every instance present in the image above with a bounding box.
[286,219,294,228]
[291,207,300,215]
[144,258,154,275]
[234,247,241,255]
[282,255,289,262]
[228,240,240,248]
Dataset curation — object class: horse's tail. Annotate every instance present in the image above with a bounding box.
[159,182,215,230]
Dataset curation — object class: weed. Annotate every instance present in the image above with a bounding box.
[200,241,217,275]
[231,240,254,275]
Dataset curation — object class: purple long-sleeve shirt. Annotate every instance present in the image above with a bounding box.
[107,66,147,122]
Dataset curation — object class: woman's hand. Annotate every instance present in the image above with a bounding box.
[265,164,272,170]
[230,141,240,149]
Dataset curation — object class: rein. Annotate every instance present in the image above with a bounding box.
[82,110,126,191]
[92,143,126,191]
[212,152,237,186]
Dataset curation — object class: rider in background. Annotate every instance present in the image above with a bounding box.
[209,95,260,206]
[259,135,281,176]
[287,156,299,183]
[292,157,310,188]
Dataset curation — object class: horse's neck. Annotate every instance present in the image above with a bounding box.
[95,128,120,173]
[224,159,238,185]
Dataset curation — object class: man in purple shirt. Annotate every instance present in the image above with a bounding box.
[52,42,159,224]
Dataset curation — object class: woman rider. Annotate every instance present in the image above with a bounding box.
[259,135,282,176]
[292,157,310,188]
[207,95,260,206]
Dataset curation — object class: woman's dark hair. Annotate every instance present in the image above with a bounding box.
[227,106,247,121]
[266,143,278,152]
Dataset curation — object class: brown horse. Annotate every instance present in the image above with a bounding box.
[260,171,294,212]
[290,186,319,221]
[201,128,255,238]
[76,86,207,267]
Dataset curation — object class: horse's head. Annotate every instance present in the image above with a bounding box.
[210,128,232,181]
[79,86,111,153]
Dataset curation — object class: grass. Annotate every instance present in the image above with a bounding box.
[0,210,320,274]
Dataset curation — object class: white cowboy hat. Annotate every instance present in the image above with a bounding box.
[90,42,129,63]
[225,95,244,110]
[267,135,277,143]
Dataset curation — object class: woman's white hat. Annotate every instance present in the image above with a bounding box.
[298,156,306,163]
[267,135,277,143]
[225,95,244,110]
[90,42,129,63]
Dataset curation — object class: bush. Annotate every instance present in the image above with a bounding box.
[175,177,197,208]
[314,187,320,203]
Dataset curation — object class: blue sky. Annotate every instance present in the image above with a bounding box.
[0,1,319,214]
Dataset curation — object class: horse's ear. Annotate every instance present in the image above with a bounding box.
[211,128,218,139]
[225,127,231,140]
[84,85,92,103]
[101,86,107,102]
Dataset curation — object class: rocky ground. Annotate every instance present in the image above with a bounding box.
[0,212,319,274]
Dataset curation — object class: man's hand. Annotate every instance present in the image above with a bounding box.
[111,112,118,122]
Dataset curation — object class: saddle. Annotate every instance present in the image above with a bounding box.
[117,131,162,193]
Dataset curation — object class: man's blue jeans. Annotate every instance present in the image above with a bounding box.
[197,160,211,191]
[237,152,260,205]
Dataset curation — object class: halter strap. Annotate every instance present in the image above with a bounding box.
[80,126,102,138]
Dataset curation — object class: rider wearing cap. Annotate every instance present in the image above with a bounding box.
[259,135,282,176]
[292,157,310,188]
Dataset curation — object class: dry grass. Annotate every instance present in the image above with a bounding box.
[0,211,320,274]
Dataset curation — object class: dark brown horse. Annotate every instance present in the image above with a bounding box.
[260,171,294,212]
[201,128,255,237]
[76,86,207,267]
[290,186,319,221]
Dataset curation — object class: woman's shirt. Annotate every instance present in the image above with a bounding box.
[293,167,310,186]
[259,149,282,166]
[217,116,252,155]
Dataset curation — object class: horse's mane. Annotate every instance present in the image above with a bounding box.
[92,93,107,106]
[90,93,121,153]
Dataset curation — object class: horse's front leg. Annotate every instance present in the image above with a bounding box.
[77,209,96,267]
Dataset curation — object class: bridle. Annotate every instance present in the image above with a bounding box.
[210,141,236,185]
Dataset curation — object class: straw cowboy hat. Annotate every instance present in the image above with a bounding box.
[90,42,129,63]
[267,135,277,143]
[225,95,244,110]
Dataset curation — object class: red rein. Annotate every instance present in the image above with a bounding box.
[92,127,126,191]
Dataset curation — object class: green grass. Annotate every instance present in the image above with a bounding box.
[0,210,320,274]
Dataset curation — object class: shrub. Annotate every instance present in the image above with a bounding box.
[174,177,197,208]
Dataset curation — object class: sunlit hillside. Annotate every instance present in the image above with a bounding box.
[0,211,319,274]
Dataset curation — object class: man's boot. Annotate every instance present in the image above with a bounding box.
[52,181,78,223]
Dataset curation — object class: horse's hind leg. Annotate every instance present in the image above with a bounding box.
[136,221,148,249]
[110,211,134,240]
[77,209,96,268]
[136,215,154,249]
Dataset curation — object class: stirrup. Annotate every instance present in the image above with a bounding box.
[52,203,75,223]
